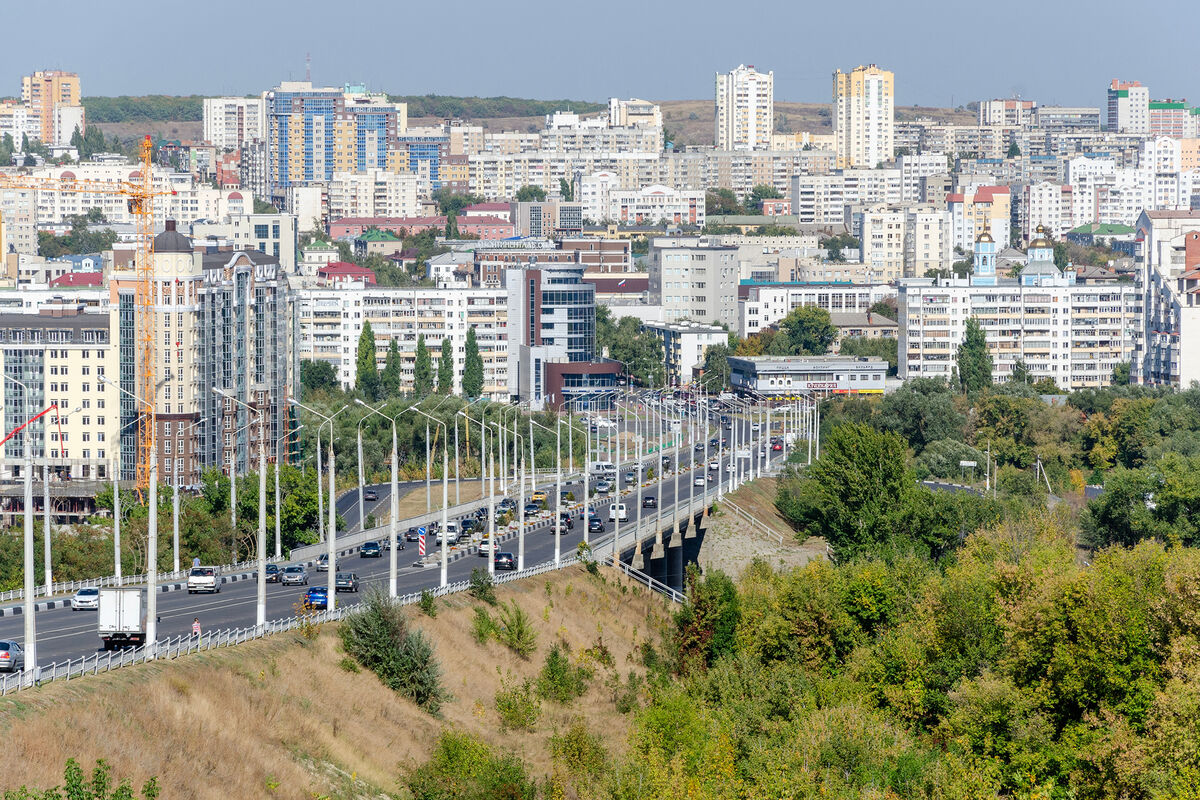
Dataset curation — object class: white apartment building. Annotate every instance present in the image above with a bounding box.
[833,65,895,168]
[608,98,662,128]
[898,235,1138,389]
[608,185,704,227]
[1022,181,1074,240]
[855,204,906,281]
[295,284,509,399]
[738,282,894,339]
[1134,209,1200,388]
[978,98,1036,127]
[1107,80,1150,134]
[904,204,951,277]
[649,239,739,325]
[948,186,1012,251]
[715,65,774,151]
[900,153,949,202]
[642,321,727,385]
[190,213,298,271]
[0,186,37,254]
[202,97,265,151]
[791,169,902,225]
[327,169,419,221]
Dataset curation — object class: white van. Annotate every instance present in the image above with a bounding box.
[590,460,617,478]
[608,503,629,522]
[187,566,221,594]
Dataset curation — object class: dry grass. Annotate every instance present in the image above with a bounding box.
[700,476,828,578]
[0,565,669,799]
[388,479,488,521]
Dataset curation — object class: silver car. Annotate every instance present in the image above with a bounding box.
[71,587,100,610]
[0,640,24,673]
[281,565,309,586]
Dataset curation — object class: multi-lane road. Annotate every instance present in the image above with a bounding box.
[1,413,785,669]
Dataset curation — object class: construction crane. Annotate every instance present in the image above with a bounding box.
[0,135,176,490]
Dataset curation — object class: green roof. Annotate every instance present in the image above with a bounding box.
[1149,101,1188,110]
[1069,223,1134,235]
[357,229,400,242]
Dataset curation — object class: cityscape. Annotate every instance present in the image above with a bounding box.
[0,20,1198,799]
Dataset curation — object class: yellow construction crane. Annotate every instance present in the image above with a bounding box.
[0,136,175,489]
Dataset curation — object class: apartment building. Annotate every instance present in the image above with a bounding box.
[1035,106,1102,133]
[898,232,1138,389]
[738,282,894,338]
[1133,209,1200,388]
[0,187,37,255]
[979,98,1036,127]
[190,213,298,271]
[948,186,1012,251]
[854,204,906,281]
[904,204,952,277]
[203,97,266,151]
[21,70,82,146]
[0,302,118,482]
[649,239,739,326]
[715,65,774,151]
[642,321,726,385]
[791,168,902,225]
[900,153,949,202]
[1107,80,1150,134]
[1022,181,1074,240]
[833,65,895,168]
[608,185,704,227]
[608,98,663,128]
[1148,100,1197,139]
[295,284,509,399]
[327,169,419,220]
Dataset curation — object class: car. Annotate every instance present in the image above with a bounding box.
[406,527,420,542]
[71,586,100,610]
[760,448,767,458]
[494,552,516,571]
[709,438,719,448]
[608,503,629,522]
[558,512,574,530]
[523,503,541,518]
[303,586,328,609]
[474,507,489,520]
[595,480,612,493]
[315,554,330,572]
[723,421,732,430]
[751,423,761,432]
[281,565,309,586]
[531,490,547,505]
[460,518,476,535]
[478,537,493,555]
[360,541,381,558]
[187,566,221,594]
[694,475,706,487]
[497,498,516,512]
[364,488,378,502]
[588,518,605,533]
[709,460,721,471]
[773,443,783,452]
[642,495,657,508]
[335,572,360,593]
[624,471,637,485]
[0,640,25,673]
[587,506,600,519]
[693,442,704,452]
[265,563,281,583]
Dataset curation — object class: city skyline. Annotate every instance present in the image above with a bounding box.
[1,0,1197,107]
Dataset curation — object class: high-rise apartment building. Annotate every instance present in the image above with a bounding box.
[21,70,82,146]
[203,97,266,151]
[1107,80,1150,134]
[1133,209,1200,388]
[714,65,774,151]
[833,65,895,168]
[649,239,739,325]
[978,98,1036,127]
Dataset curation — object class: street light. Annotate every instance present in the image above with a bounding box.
[460,404,496,576]
[171,418,204,574]
[356,398,402,596]
[528,415,563,566]
[355,399,385,533]
[403,405,450,587]
[272,423,304,560]
[213,387,268,630]
[288,399,349,543]
[100,376,160,657]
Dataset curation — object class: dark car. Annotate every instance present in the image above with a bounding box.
[642,495,657,508]
[523,503,541,518]
[303,586,328,610]
[335,572,360,593]
[494,552,516,571]
[474,507,489,519]
[709,438,719,448]
[406,527,420,542]
[588,518,605,534]
[693,442,704,452]
[460,518,476,535]
[360,541,381,558]
[558,512,574,530]
[265,563,281,583]
[364,488,378,501]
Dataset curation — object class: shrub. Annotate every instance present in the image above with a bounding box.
[406,730,537,800]
[584,635,615,669]
[338,656,359,673]
[469,567,497,605]
[418,588,437,617]
[340,590,448,714]
[472,606,499,645]
[3,758,160,800]
[496,600,538,658]
[609,670,645,714]
[550,720,608,776]
[538,641,593,703]
[495,676,541,731]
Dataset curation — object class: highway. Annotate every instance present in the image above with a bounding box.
[1,412,788,669]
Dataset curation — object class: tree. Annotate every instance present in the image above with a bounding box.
[838,336,898,375]
[381,339,402,398]
[607,316,665,388]
[1112,360,1132,385]
[558,177,574,202]
[747,184,782,213]
[1006,141,1022,158]
[820,233,860,263]
[299,359,339,397]
[595,304,616,355]
[705,188,743,216]
[777,306,836,355]
[1053,241,1069,269]
[701,344,732,391]
[444,212,459,239]
[514,185,546,202]
[437,336,453,394]
[1010,358,1031,385]
[413,334,433,397]
[253,198,277,214]
[355,322,380,400]
[868,299,896,320]
[462,327,484,398]
[877,378,965,453]
[956,317,992,393]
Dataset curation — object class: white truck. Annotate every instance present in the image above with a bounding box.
[98,588,147,651]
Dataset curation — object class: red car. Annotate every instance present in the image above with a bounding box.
[772,443,783,451]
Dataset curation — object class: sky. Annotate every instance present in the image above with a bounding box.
[3,0,1198,108]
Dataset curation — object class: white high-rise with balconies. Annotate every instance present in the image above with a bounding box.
[833,64,895,168]
[715,65,774,151]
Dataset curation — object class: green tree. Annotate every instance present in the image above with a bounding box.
[1112,360,1132,385]
[514,184,546,202]
[355,322,380,400]
[868,299,896,320]
[956,317,992,393]
[253,198,277,214]
[595,304,616,355]
[607,317,665,388]
[437,336,453,394]
[558,177,574,201]
[700,343,732,391]
[381,339,402,398]
[705,188,743,216]
[431,190,482,216]
[462,327,484,398]
[1010,358,1031,385]
[1006,141,1021,158]
[413,334,433,397]
[877,377,964,453]
[776,305,836,355]
[444,211,459,239]
[299,359,339,397]
[747,183,783,212]
[838,336,898,375]
[821,232,861,263]
[1053,241,1069,269]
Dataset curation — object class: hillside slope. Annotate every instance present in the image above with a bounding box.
[0,565,672,799]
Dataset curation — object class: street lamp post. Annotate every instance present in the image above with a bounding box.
[529,415,562,566]
[288,400,349,545]
[461,405,495,575]
[172,418,204,574]
[356,399,402,596]
[214,387,267,630]
[273,423,304,560]
[406,406,450,586]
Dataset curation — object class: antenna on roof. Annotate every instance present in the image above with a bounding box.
[305,52,311,83]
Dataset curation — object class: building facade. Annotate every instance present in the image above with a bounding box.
[642,321,726,385]
[1133,209,1200,388]
[833,65,895,168]
[649,240,739,326]
[715,65,774,151]
[1107,80,1150,134]
[203,97,266,151]
[21,70,81,145]
[728,355,887,396]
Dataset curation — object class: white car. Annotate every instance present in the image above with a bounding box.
[478,537,493,556]
[71,587,100,610]
[751,423,760,432]
[693,475,706,487]
[608,503,629,522]
[708,460,720,471]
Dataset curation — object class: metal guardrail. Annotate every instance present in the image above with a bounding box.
[0,553,581,696]
[614,559,686,604]
[721,498,785,545]
[0,557,284,604]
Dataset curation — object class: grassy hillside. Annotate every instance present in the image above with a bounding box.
[0,565,671,798]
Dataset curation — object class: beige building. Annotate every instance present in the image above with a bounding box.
[21,70,81,145]
[833,65,895,168]
[715,64,774,151]
[857,204,906,281]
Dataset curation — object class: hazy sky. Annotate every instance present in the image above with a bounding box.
[4,0,1197,107]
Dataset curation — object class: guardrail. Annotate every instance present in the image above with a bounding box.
[0,556,284,604]
[614,559,686,604]
[0,553,581,696]
[720,498,785,545]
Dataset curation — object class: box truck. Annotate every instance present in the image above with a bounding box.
[98,588,147,650]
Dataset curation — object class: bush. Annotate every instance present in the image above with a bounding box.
[340,590,448,714]
[418,588,437,617]
[406,730,537,800]
[469,568,497,605]
[550,720,608,776]
[496,600,538,658]
[538,641,593,703]
[494,676,541,731]
[609,670,645,714]
[3,758,160,800]
[472,606,499,645]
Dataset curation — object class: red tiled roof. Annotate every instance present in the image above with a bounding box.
[318,262,377,284]
[464,203,509,212]
[50,272,102,288]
